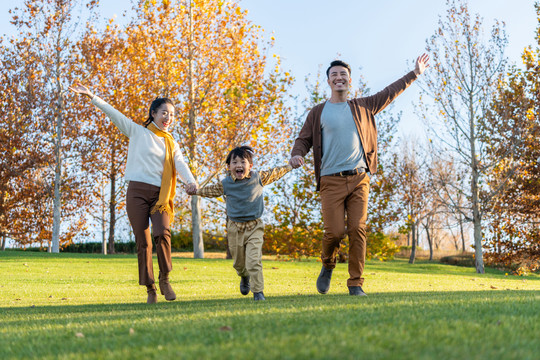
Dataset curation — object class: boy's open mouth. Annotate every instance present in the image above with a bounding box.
[235,169,245,177]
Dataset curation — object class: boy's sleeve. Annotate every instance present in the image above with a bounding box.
[196,181,224,198]
[260,165,292,186]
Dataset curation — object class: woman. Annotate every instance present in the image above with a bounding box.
[70,83,197,304]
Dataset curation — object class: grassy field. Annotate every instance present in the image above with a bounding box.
[1,251,539,360]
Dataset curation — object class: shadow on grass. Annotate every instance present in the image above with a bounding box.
[2,290,539,359]
[2,289,539,319]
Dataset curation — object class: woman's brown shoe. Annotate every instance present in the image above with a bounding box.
[147,285,158,304]
[159,273,176,301]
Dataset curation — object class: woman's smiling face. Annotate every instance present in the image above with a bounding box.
[152,103,175,131]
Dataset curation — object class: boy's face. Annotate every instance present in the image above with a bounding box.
[228,155,253,180]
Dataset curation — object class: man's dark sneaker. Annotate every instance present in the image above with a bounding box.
[253,292,266,301]
[348,286,367,296]
[316,266,333,294]
[240,276,250,295]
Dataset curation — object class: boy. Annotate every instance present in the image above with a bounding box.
[187,146,291,300]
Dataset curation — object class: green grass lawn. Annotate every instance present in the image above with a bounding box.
[1,251,539,360]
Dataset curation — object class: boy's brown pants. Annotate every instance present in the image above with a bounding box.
[227,218,265,293]
[319,172,370,287]
[126,181,172,286]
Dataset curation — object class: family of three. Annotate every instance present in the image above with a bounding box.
[70,53,429,303]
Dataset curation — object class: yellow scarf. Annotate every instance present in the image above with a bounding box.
[148,123,176,219]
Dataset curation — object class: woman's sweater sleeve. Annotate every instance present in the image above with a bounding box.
[91,96,137,138]
[173,142,197,184]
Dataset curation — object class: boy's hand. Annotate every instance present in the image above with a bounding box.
[185,183,198,195]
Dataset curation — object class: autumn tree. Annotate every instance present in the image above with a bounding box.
[116,0,293,258]
[72,19,142,254]
[393,138,432,264]
[482,1,540,269]
[2,0,97,250]
[0,39,50,249]
[417,0,508,273]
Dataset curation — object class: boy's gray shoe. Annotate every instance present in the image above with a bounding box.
[253,291,266,301]
[348,286,367,296]
[316,266,333,294]
[240,276,250,295]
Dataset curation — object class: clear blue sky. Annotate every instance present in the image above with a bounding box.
[1,0,538,136]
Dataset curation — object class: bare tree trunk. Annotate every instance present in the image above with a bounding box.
[191,195,204,258]
[108,160,116,254]
[473,213,485,273]
[51,88,64,254]
[408,221,416,264]
[470,122,485,273]
[424,222,433,261]
[459,213,466,253]
[101,185,107,255]
[1,235,6,251]
[187,0,204,258]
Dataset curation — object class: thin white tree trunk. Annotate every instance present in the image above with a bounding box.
[191,195,204,258]
[459,213,466,253]
[187,0,204,258]
[408,221,417,264]
[51,91,63,254]
[473,208,485,273]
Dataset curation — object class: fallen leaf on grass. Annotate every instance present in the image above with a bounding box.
[61,298,68,300]
[75,332,84,338]
[219,326,232,331]
[129,328,135,335]
[15,298,21,301]
[490,285,498,289]
[271,267,279,269]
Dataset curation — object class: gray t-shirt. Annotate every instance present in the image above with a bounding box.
[320,101,367,176]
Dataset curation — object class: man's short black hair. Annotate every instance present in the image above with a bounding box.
[226,145,254,165]
[326,60,351,78]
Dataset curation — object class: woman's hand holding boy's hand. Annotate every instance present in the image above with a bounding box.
[185,183,198,195]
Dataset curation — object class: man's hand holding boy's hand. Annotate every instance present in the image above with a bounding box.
[289,155,304,169]
[185,183,198,195]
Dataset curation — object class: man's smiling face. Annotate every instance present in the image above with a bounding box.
[228,155,253,180]
[327,65,351,94]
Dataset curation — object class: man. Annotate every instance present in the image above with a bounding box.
[289,54,429,296]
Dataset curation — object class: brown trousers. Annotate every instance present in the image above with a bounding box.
[320,172,370,287]
[126,181,172,286]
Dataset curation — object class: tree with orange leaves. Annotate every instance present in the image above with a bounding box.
[117,0,293,258]
[482,2,540,271]
[3,0,98,251]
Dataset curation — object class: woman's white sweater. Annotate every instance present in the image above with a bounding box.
[91,96,196,187]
